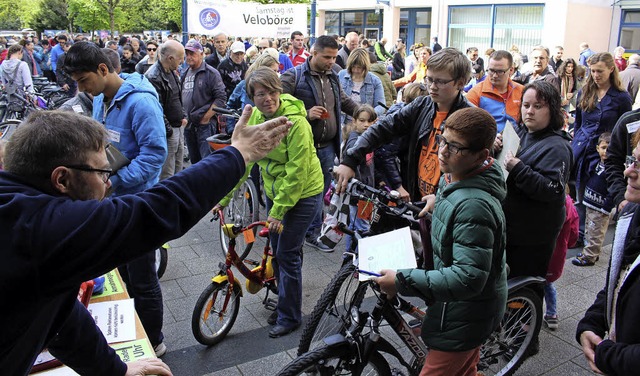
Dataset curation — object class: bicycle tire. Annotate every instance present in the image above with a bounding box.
[478,287,543,376]
[191,281,241,346]
[297,263,367,356]
[218,178,259,261]
[0,119,21,140]
[155,246,168,279]
[279,343,391,376]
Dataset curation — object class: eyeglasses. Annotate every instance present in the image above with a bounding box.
[147,47,157,51]
[425,77,455,88]
[253,90,279,100]
[625,155,640,172]
[486,68,509,76]
[64,164,113,183]
[435,134,473,155]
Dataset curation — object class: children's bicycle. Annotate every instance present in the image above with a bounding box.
[191,210,277,346]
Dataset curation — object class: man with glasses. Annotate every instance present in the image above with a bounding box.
[335,47,472,202]
[467,50,523,137]
[146,40,187,179]
[0,108,291,375]
[63,41,169,357]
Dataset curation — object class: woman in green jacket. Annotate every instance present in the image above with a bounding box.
[376,107,508,376]
[218,67,324,338]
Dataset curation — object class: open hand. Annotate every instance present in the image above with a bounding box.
[231,105,292,164]
[125,358,172,376]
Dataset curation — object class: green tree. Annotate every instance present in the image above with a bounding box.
[31,0,72,32]
[0,0,39,30]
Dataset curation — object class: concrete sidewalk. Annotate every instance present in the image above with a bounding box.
[159,212,609,376]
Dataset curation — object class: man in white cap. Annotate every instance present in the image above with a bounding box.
[217,40,248,98]
[180,39,227,163]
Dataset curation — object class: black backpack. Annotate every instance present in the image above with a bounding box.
[3,67,25,113]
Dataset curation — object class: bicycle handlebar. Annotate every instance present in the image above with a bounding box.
[346,179,428,220]
[211,107,241,119]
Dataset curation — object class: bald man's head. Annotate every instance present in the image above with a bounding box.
[159,40,185,71]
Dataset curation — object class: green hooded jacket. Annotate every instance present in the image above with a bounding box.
[220,94,324,220]
[395,159,508,351]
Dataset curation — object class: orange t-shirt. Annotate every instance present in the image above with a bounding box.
[417,111,447,197]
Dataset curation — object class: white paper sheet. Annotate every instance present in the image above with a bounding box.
[87,299,137,344]
[495,121,521,179]
[357,227,417,281]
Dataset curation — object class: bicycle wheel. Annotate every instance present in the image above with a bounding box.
[0,119,21,140]
[278,344,391,376]
[218,178,259,261]
[155,245,168,279]
[191,281,241,346]
[297,263,368,356]
[478,287,542,376]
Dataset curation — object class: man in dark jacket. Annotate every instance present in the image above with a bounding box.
[217,41,248,99]
[605,108,640,213]
[281,35,359,251]
[204,32,228,69]
[0,109,291,375]
[146,40,187,179]
[376,108,507,374]
[335,47,472,201]
[181,39,227,163]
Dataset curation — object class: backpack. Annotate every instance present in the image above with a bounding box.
[3,67,25,113]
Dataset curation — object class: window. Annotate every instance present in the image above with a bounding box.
[325,12,341,36]
[448,4,544,54]
[620,10,640,52]
[324,10,383,38]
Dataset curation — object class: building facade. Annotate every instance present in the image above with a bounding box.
[316,0,636,60]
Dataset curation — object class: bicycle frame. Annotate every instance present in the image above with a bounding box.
[209,211,274,318]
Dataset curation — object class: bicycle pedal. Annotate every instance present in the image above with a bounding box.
[263,297,278,311]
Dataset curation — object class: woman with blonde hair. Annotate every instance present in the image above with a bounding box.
[572,52,632,251]
[393,46,431,88]
[338,47,386,123]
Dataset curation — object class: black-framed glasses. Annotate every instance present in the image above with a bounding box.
[435,134,472,155]
[486,68,508,76]
[64,164,113,183]
[258,46,266,50]
[625,155,640,172]
[425,77,455,88]
[147,47,157,51]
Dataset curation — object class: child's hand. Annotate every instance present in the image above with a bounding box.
[374,269,397,298]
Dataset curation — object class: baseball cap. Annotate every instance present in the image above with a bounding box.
[230,41,245,53]
[185,39,203,53]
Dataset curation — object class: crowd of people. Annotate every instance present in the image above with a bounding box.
[2,28,640,376]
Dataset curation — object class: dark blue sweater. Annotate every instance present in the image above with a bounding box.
[0,147,245,375]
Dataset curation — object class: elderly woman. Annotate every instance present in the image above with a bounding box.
[338,47,386,124]
[577,130,640,375]
[217,67,324,338]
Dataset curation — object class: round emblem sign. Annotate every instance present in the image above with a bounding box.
[199,8,221,30]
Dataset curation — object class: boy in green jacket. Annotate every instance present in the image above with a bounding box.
[376,107,508,376]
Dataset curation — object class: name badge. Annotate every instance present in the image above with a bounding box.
[107,129,121,143]
[626,120,640,134]
[72,104,83,114]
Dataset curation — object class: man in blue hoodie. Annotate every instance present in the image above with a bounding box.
[64,41,169,356]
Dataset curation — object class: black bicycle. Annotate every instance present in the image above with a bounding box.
[287,180,545,376]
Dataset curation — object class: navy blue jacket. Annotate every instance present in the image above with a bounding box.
[180,62,227,128]
[0,147,245,375]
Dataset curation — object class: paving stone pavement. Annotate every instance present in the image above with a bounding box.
[158,212,611,376]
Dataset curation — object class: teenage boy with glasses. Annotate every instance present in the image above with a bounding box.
[335,47,472,202]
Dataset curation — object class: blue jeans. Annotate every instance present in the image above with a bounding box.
[345,204,371,252]
[543,281,557,317]
[118,251,164,346]
[307,144,336,237]
[184,122,214,164]
[267,193,322,327]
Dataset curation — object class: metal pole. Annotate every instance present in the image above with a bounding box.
[310,0,317,46]
[182,0,188,44]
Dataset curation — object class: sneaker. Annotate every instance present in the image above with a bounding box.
[305,236,334,253]
[544,315,559,330]
[154,342,167,357]
[572,254,596,267]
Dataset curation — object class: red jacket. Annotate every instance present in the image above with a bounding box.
[546,195,579,282]
[288,48,310,67]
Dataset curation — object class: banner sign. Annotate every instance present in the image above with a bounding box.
[187,0,308,38]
